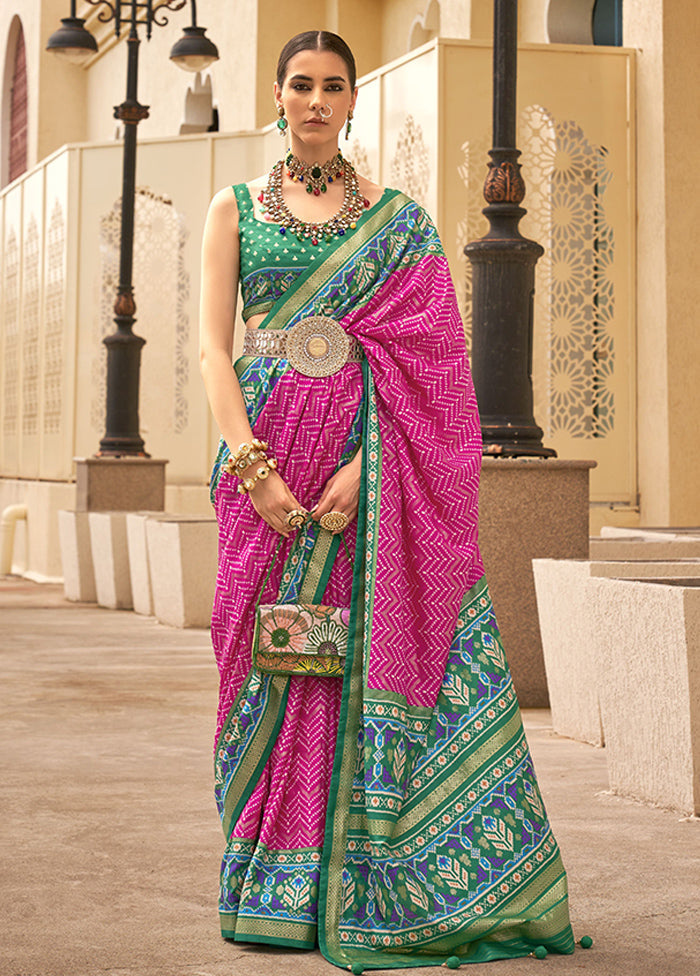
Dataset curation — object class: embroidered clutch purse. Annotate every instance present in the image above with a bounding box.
[253,604,350,677]
[252,526,352,678]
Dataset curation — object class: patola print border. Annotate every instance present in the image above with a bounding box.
[319,377,574,969]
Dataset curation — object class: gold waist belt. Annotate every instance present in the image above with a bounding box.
[243,316,364,377]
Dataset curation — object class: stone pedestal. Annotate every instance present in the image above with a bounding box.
[75,457,168,512]
[478,458,595,707]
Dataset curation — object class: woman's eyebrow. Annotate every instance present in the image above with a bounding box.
[288,73,347,83]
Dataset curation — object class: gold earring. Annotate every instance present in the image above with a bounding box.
[345,109,353,141]
[277,104,288,137]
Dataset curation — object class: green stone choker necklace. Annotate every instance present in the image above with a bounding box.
[259,153,370,246]
[285,150,345,195]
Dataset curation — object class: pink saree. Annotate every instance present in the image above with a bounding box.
[210,190,574,968]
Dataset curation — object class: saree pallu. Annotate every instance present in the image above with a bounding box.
[211,190,575,969]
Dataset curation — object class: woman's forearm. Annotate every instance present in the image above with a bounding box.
[200,347,254,453]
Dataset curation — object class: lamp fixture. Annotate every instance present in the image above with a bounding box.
[46,1,98,66]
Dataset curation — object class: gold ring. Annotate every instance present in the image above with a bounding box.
[284,509,308,529]
[319,511,349,533]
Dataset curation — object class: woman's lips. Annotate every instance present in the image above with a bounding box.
[305,119,326,125]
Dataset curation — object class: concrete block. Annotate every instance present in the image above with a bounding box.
[88,512,133,610]
[125,513,162,616]
[146,516,217,628]
[479,458,595,707]
[533,559,604,746]
[588,576,700,816]
[534,558,700,748]
[58,511,97,603]
[590,537,700,560]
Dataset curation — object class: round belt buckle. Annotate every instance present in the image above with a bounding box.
[286,316,351,377]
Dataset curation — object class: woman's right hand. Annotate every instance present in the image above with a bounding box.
[246,470,305,537]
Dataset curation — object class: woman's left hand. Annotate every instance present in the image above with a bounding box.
[312,453,362,529]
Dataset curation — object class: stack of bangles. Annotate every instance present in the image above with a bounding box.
[225,437,278,494]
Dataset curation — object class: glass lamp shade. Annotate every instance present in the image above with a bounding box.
[169,26,219,73]
[46,17,97,65]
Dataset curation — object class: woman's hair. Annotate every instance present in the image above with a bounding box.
[276,31,357,89]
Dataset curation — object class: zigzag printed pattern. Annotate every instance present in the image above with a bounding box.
[345,251,484,708]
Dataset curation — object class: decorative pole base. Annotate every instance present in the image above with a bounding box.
[465,213,556,458]
[98,303,147,457]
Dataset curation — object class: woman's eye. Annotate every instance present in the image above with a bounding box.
[292,83,310,91]
[326,84,344,92]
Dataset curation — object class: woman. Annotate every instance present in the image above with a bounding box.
[200,29,575,970]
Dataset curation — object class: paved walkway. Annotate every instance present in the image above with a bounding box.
[1,576,698,976]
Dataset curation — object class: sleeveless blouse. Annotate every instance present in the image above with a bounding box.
[233,182,334,322]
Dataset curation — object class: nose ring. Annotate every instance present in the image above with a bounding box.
[319,104,333,119]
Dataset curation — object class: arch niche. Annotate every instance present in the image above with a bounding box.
[2,16,28,187]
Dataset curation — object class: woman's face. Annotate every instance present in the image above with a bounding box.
[274,48,357,152]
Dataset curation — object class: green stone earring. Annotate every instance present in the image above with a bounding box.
[277,105,288,136]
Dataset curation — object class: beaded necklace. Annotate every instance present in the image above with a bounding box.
[259,153,370,246]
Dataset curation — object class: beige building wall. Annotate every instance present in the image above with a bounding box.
[625,0,700,525]
[3,0,700,533]
[1,0,88,186]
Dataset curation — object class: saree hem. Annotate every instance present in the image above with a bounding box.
[221,930,316,949]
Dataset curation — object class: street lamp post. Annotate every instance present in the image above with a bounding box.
[47,0,219,457]
[464,0,555,458]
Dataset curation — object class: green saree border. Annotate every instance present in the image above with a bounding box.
[258,189,408,333]
[301,529,341,604]
[217,673,291,840]
[318,360,372,965]
[222,919,316,949]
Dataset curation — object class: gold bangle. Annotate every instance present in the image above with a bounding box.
[226,438,277,482]
[227,437,269,475]
[236,461,277,494]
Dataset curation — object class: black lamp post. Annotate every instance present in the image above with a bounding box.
[464,0,555,458]
[47,0,219,456]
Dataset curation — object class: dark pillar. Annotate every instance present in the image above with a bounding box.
[98,30,150,456]
[464,0,555,458]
